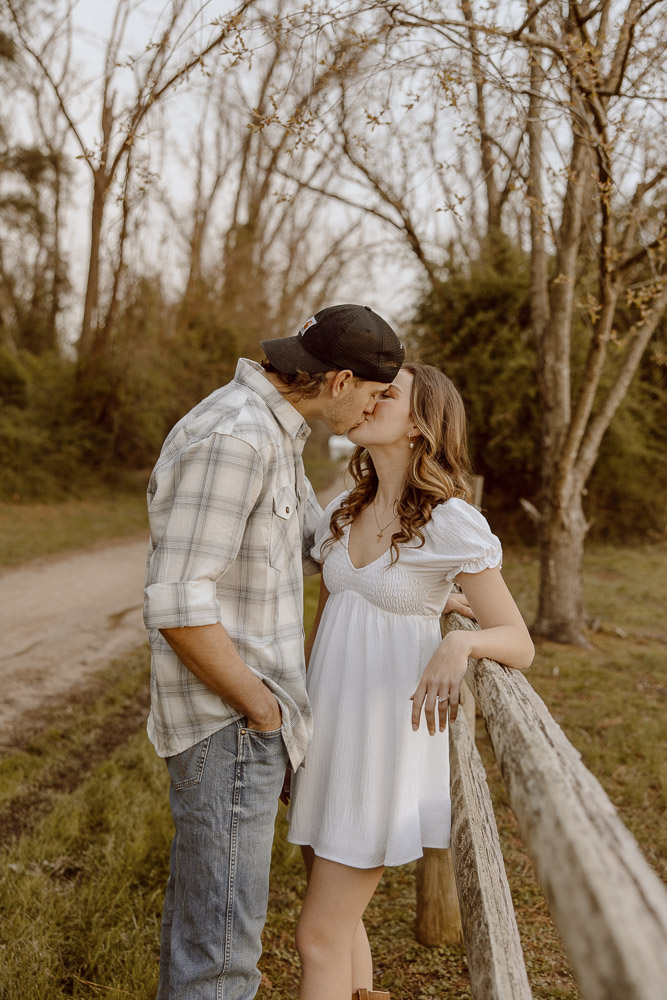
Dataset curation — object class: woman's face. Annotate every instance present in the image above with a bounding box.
[347,368,416,448]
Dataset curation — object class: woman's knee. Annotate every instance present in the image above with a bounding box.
[295,912,341,967]
[295,913,321,964]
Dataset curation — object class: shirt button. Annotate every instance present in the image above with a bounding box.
[286,506,290,513]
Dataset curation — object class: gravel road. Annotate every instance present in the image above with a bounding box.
[0,475,346,746]
[0,537,148,746]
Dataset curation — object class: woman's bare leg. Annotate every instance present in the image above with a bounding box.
[351,920,373,989]
[301,845,373,990]
[301,845,373,991]
[300,846,374,990]
[296,854,384,1000]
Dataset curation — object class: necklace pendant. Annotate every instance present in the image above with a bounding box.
[377,531,383,542]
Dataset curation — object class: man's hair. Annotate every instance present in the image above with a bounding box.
[260,359,332,399]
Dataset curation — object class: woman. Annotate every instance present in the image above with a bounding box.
[287,362,534,1000]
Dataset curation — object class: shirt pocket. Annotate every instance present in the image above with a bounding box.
[269,485,299,570]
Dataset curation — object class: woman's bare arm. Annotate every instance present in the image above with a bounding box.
[411,567,534,734]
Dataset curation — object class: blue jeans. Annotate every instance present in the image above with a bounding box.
[157,720,288,1000]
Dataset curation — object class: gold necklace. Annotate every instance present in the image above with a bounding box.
[372,500,398,542]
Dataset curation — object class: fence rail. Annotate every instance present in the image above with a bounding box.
[415,612,667,1000]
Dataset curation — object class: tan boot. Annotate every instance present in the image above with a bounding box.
[352,991,391,999]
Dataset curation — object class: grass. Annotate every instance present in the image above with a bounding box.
[0,648,151,840]
[0,727,169,1000]
[0,492,149,568]
[500,544,667,881]
[0,543,665,998]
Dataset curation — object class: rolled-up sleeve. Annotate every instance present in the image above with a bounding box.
[144,433,263,629]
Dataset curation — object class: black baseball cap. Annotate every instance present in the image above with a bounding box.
[261,304,404,383]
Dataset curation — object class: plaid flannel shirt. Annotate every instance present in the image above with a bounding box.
[144,359,322,769]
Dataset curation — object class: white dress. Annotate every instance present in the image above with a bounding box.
[287,493,502,868]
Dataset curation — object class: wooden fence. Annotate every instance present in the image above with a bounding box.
[414,612,667,1000]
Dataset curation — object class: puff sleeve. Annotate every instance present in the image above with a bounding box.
[310,491,349,565]
[430,498,503,581]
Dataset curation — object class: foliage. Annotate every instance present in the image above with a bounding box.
[0,351,97,500]
[412,238,538,503]
[0,346,28,407]
[0,274,242,500]
[411,242,667,541]
[81,276,239,466]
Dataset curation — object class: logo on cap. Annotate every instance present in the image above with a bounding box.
[298,316,318,336]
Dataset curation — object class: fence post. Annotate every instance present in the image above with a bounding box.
[415,848,463,945]
[414,676,476,946]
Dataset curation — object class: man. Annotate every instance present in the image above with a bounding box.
[144,303,404,999]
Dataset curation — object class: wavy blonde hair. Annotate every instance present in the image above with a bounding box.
[323,362,472,564]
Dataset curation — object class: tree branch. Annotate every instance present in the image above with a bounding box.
[108,1,259,183]
[575,280,667,486]
[6,0,89,163]
[602,0,641,97]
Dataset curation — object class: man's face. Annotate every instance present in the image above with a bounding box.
[321,378,389,435]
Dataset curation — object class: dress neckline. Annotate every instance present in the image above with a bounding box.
[343,523,393,571]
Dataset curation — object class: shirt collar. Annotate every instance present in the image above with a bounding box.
[234,359,310,442]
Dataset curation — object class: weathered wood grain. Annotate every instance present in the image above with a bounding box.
[415,849,462,946]
[446,612,667,1000]
[449,705,532,998]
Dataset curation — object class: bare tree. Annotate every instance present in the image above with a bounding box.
[160,4,373,355]
[478,0,667,643]
[0,27,70,356]
[6,0,260,374]
[308,0,667,643]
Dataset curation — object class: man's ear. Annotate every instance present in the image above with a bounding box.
[328,369,354,398]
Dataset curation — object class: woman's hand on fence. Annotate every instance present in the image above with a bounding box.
[410,630,472,734]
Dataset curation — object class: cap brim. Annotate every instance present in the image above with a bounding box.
[260,335,332,374]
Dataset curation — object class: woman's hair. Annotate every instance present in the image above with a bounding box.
[324,361,472,564]
[260,359,330,399]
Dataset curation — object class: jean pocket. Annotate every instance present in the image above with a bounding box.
[166,736,211,789]
[245,725,283,739]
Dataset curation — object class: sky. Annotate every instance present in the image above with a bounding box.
[14,0,434,342]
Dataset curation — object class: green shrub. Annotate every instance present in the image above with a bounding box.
[411,239,667,541]
[0,347,28,408]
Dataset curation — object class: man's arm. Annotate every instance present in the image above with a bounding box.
[159,623,281,732]
[304,575,329,669]
[146,433,280,731]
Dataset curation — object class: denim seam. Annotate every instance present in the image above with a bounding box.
[218,723,245,998]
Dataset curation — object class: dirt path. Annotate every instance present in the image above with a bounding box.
[0,536,148,746]
[0,475,347,747]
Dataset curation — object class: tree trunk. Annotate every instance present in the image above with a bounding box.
[46,154,64,352]
[78,169,106,361]
[533,492,589,645]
